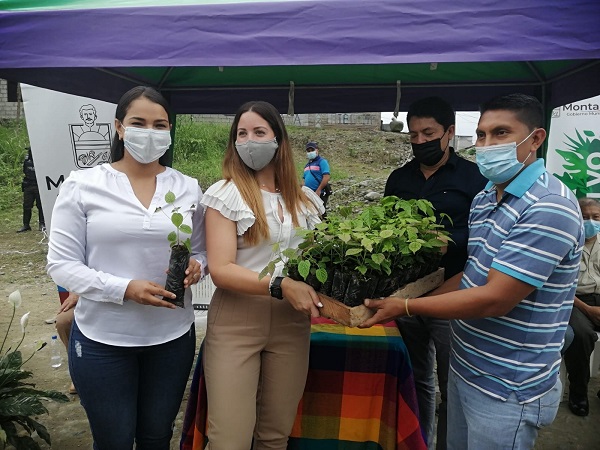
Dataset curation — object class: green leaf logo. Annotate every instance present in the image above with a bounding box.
[553,128,600,198]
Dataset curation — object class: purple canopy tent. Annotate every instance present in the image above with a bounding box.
[1,0,599,115]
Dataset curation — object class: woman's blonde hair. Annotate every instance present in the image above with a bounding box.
[222,101,315,245]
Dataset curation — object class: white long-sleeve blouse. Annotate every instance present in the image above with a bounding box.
[47,164,207,346]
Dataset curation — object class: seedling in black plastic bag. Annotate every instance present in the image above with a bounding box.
[156,191,195,307]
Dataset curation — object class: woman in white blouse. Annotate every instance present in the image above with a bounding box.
[198,101,324,450]
[47,86,206,450]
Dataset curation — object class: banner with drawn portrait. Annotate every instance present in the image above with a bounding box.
[546,95,600,199]
[21,84,116,231]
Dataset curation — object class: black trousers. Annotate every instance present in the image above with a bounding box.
[22,188,44,227]
[564,293,600,398]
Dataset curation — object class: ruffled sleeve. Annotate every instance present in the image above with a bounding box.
[301,186,325,230]
[201,179,256,236]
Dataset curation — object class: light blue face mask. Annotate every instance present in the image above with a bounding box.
[583,219,600,239]
[475,129,537,184]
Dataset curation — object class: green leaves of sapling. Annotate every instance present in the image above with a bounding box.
[171,212,183,228]
[160,191,195,249]
[165,191,176,204]
[298,260,311,280]
[259,196,450,288]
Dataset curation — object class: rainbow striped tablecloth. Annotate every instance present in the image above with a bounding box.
[181,318,426,450]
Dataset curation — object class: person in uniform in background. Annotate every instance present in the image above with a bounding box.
[17,147,45,232]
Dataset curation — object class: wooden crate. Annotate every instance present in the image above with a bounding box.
[317,268,445,327]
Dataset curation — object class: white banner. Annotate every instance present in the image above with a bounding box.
[21,84,117,231]
[546,95,600,198]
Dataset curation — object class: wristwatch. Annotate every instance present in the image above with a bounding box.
[270,276,285,299]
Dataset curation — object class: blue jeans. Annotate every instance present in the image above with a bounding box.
[447,370,561,449]
[69,320,196,450]
[397,316,450,449]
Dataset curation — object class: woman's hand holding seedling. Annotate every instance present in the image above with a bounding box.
[183,258,203,288]
[124,280,178,309]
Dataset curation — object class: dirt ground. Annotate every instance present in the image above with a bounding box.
[1,217,599,450]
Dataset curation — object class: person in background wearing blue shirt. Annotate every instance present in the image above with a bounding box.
[362,93,584,449]
[302,141,331,207]
[385,96,486,450]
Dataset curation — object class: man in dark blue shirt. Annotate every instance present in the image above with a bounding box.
[384,97,486,450]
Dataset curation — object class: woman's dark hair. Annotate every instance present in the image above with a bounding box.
[109,86,172,164]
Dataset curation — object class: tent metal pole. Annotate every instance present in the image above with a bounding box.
[524,62,544,83]
[287,81,295,116]
[546,60,600,84]
[94,68,150,85]
[158,67,175,90]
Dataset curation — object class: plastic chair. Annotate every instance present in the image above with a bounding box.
[192,275,216,335]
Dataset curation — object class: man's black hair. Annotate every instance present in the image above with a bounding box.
[407,97,455,131]
[479,93,543,131]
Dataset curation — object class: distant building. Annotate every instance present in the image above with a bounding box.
[453,135,473,150]
[0,79,23,119]
[187,112,381,128]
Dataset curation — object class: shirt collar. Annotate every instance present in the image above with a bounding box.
[483,158,546,198]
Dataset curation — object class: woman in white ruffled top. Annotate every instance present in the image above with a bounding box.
[198,101,325,450]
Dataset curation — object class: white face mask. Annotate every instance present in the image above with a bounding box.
[235,138,278,171]
[122,126,172,164]
[475,129,537,184]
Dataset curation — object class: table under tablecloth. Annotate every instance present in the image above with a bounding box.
[181,317,426,450]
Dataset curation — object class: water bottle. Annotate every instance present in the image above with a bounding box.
[50,335,62,368]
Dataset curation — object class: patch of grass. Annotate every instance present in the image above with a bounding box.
[0,119,29,211]
[0,118,409,227]
[172,118,229,189]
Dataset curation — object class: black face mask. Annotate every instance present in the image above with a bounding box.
[411,132,448,166]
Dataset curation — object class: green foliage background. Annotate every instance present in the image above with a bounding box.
[172,118,229,189]
[0,117,402,224]
[0,120,30,211]
[0,118,232,218]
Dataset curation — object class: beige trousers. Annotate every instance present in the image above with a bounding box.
[203,288,311,450]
